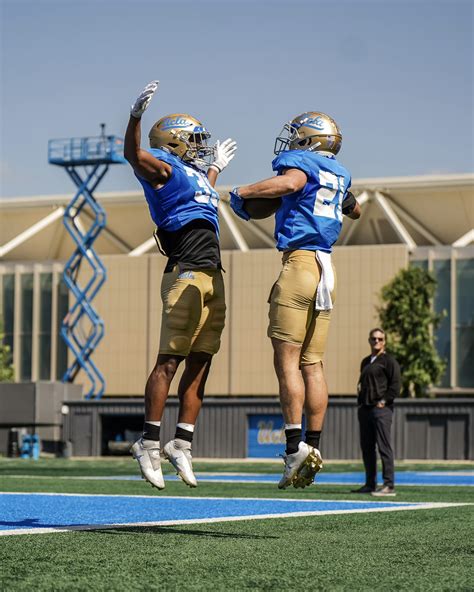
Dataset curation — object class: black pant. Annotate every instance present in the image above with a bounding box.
[358,405,395,489]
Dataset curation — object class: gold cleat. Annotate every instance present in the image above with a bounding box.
[293,448,323,489]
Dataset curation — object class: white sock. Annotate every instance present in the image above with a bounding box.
[146,421,161,427]
[284,423,302,431]
[176,422,194,432]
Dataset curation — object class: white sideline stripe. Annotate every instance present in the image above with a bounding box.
[1,474,473,486]
[3,471,473,478]
[175,478,474,487]
[0,491,431,503]
[0,502,469,537]
[1,475,287,484]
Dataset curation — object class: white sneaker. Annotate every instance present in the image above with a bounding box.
[293,447,323,489]
[130,438,165,490]
[162,439,197,488]
[278,441,313,490]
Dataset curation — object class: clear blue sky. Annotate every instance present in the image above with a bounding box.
[1,0,472,197]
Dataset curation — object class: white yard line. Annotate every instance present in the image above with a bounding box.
[1,473,472,486]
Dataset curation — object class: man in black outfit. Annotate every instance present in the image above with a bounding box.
[352,328,401,496]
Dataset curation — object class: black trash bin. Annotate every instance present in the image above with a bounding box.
[7,428,20,458]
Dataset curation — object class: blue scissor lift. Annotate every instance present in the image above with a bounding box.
[48,125,126,398]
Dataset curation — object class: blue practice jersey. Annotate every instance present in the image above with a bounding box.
[272,150,351,252]
[136,148,220,235]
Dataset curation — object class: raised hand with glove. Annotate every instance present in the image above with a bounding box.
[125,79,171,186]
[209,138,237,173]
[130,80,159,119]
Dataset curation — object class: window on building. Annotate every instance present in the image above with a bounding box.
[20,274,34,381]
[412,258,450,388]
[2,274,15,355]
[433,260,451,387]
[456,258,474,388]
[56,277,69,380]
[39,273,53,380]
[411,260,428,271]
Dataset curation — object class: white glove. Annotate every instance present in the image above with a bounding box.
[130,80,159,119]
[209,138,237,173]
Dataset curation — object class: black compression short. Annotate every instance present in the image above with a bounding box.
[155,219,222,272]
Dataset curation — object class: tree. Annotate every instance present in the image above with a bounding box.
[0,317,14,382]
[378,266,445,397]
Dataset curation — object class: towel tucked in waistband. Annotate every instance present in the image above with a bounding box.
[315,251,334,311]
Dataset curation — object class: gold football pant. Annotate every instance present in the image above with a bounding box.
[159,267,226,357]
[268,250,336,365]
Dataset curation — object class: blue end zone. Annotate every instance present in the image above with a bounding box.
[0,493,422,534]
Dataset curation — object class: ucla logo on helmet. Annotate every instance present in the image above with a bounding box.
[161,116,190,130]
[303,116,325,131]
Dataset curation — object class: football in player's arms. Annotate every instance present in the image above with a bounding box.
[243,197,282,219]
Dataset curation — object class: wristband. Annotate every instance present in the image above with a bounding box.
[342,191,357,215]
[229,187,250,221]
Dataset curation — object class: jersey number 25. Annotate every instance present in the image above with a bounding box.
[314,171,345,222]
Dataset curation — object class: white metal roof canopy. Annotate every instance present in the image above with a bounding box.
[0,173,472,260]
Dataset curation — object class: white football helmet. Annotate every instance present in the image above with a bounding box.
[149,114,215,169]
[274,111,342,156]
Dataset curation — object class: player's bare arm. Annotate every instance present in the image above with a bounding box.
[124,116,171,187]
[124,81,171,188]
[229,169,307,221]
[206,166,219,188]
[238,168,307,199]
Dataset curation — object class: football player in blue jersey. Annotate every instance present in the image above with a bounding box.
[125,81,237,490]
[230,112,360,489]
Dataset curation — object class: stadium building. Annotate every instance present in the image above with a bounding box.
[1,173,473,458]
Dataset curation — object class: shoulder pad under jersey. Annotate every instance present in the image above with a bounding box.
[147,148,182,168]
[272,150,316,179]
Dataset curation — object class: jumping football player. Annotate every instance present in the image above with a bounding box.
[230,112,360,489]
[125,81,236,489]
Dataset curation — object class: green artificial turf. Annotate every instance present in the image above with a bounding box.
[1,458,473,591]
[1,500,472,591]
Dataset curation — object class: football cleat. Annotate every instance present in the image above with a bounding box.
[293,448,323,489]
[130,438,165,490]
[351,485,375,494]
[278,441,314,490]
[274,111,342,156]
[162,439,197,488]
[371,486,396,497]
